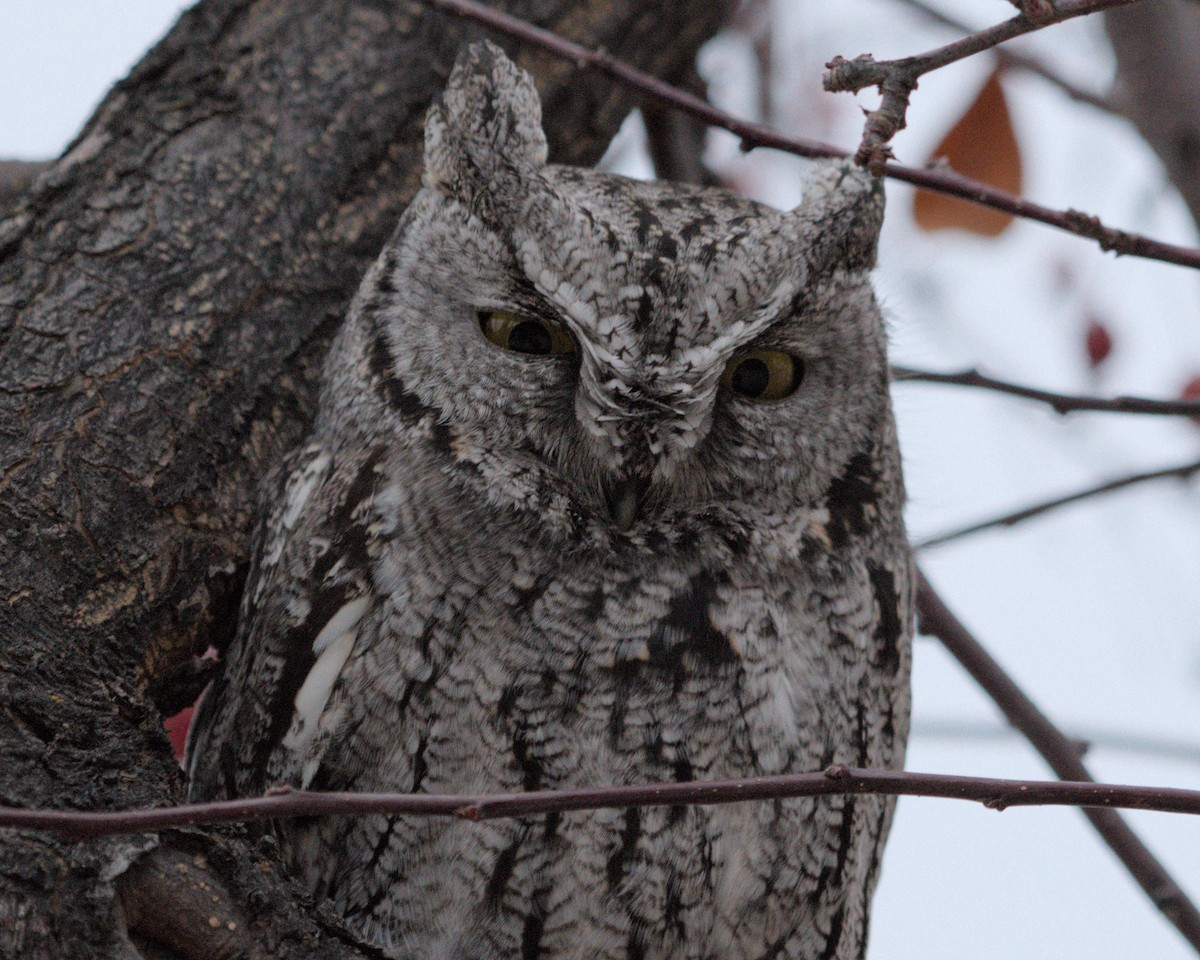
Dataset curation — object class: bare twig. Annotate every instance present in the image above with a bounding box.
[823,0,1144,172]
[916,571,1200,951]
[7,766,1200,842]
[892,365,1200,416]
[415,0,1200,271]
[890,0,1117,115]
[917,457,1200,548]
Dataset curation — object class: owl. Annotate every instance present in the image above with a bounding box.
[187,40,913,960]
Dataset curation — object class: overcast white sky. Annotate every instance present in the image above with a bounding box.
[3,2,1200,958]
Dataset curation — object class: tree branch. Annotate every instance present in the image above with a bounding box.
[823,0,1144,172]
[641,65,721,186]
[890,0,1118,115]
[7,765,1200,841]
[916,457,1200,549]
[916,570,1200,951]
[893,365,1200,416]
[1106,2,1200,228]
[415,0,1200,271]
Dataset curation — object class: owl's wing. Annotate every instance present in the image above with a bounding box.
[186,441,385,800]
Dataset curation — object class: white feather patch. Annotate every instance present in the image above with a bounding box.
[281,596,371,761]
[311,595,371,654]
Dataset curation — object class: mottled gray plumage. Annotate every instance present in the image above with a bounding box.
[187,42,913,960]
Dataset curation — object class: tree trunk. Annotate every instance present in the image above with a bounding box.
[0,1,730,956]
[1105,0,1200,229]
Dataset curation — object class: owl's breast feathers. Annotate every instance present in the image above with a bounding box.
[189,407,909,797]
[188,426,910,960]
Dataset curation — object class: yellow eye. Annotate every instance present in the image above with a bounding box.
[722,350,804,401]
[480,310,576,356]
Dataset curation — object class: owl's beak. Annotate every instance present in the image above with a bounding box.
[604,473,650,531]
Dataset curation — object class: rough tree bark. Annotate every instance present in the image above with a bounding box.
[0,1,731,957]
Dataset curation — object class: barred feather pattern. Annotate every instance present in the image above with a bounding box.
[187,42,913,960]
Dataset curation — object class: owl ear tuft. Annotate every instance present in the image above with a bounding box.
[423,40,548,201]
[791,161,885,273]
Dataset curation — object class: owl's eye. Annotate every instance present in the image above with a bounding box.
[480,310,576,356]
[722,350,805,401]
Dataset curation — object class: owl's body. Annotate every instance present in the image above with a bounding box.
[188,43,912,960]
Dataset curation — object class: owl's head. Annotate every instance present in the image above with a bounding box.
[361,42,894,537]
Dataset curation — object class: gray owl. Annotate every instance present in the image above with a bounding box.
[187,41,913,960]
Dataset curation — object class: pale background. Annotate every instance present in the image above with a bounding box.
[3,2,1199,957]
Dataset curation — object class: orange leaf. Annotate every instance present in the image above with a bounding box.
[913,71,1023,236]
